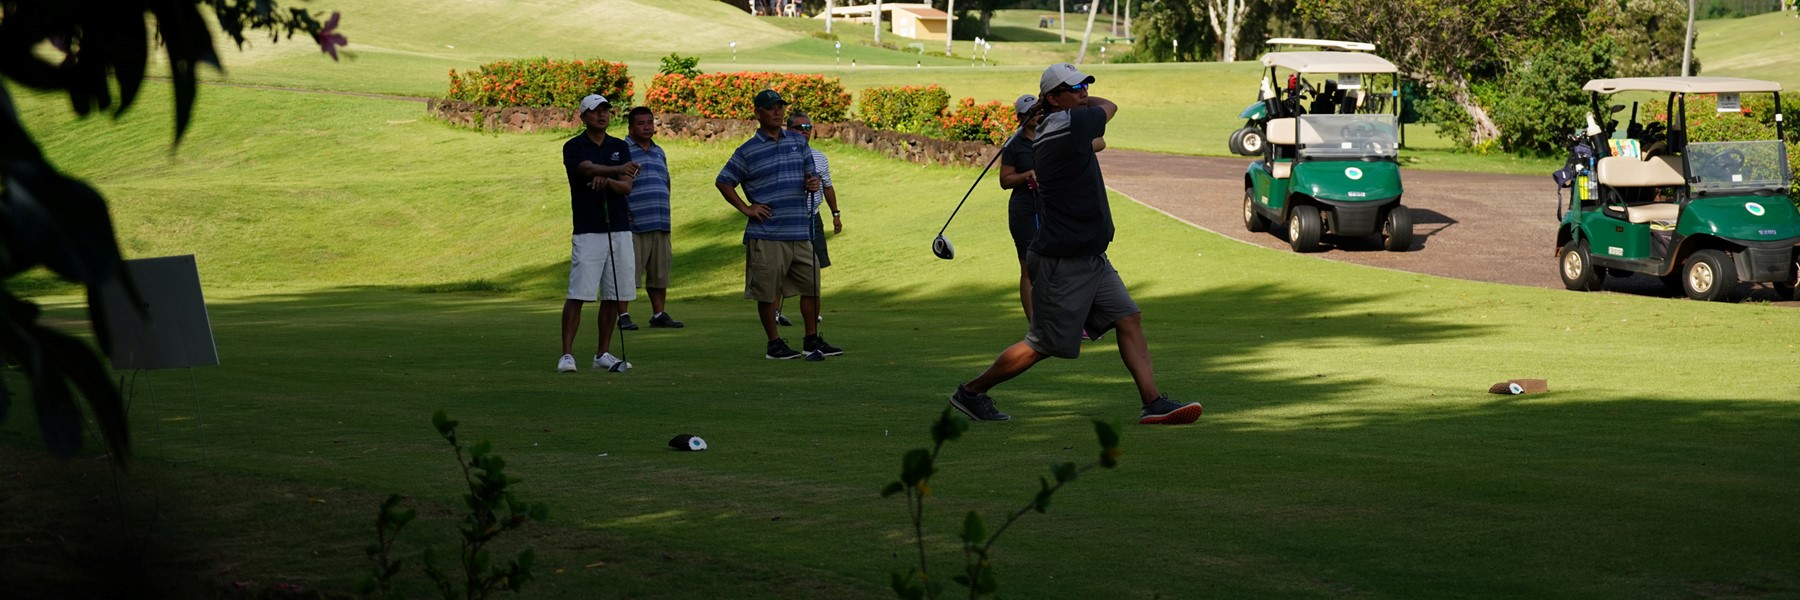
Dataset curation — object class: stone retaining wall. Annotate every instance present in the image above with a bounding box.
[426,99,996,167]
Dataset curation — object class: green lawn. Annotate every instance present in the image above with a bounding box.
[1697,11,1800,91]
[6,77,1800,597]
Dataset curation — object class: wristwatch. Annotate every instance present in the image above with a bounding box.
[831,211,841,217]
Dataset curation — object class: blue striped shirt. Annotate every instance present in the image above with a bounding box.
[717,129,817,241]
[626,139,672,232]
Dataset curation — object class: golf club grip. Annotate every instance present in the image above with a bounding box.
[936,129,1020,237]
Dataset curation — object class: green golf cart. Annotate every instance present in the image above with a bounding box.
[1243,51,1412,252]
[1227,38,1378,157]
[1555,77,1797,302]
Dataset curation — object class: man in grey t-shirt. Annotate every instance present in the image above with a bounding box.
[949,64,1203,426]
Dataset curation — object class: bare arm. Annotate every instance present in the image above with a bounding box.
[823,186,841,233]
[1085,95,1118,122]
[999,161,1037,190]
[717,181,771,221]
[576,160,633,179]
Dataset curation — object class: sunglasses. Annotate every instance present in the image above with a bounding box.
[1056,82,1089,94]
[789,123,813,131]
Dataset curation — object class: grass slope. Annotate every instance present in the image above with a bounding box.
[1696,11,1800,91]
[7,81,1800,597]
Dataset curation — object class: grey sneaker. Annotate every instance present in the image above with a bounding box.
[775,311,794,327]
[765,338,803,360]
[617,313,639,331]
[1138,394,1203,425]
[649,312,685,328]
[949,385,1011,421]
[556,354,577,373]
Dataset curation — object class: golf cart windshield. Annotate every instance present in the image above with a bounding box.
[1296,114,1399,159]
[1686,140,1792,195]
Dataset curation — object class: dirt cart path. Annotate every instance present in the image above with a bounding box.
[1099,149,1796,305]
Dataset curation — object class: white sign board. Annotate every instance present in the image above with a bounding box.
[97,255,220,370]
[1337,73,1362,90]
[1717,93,1740,113]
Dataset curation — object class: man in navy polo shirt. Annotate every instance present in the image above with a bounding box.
[716,89,843,360]
[556,94,637,373]
[949,64,1203,425]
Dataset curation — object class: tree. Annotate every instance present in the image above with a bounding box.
[1301,0,1583,146]
[1133,0,1217,61]
[1203,0,1253,62]
[1589,0,1693,78]
[0,1,342,463]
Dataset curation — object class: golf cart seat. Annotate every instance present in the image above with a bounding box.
[1264,118,1326,179]
[1596,155,1684,188]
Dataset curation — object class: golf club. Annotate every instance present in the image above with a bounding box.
[803,133,826,361]
[932,129,1020,260]
[603,203,630,372]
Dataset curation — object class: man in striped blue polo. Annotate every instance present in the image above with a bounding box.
[617,106,684,330]
[716,89,844,360]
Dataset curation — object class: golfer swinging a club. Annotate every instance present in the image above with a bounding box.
[950,64,1203,425]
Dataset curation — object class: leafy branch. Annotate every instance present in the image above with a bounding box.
[883,408,1122,599]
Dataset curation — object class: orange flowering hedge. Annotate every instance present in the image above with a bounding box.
[646,72,850,122]
[446,58,632,110]
[857,84,950,133]
[938,97,1016,145]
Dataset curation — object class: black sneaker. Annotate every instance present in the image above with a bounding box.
[649,312,685,328]
[1138,394,1203,425]
[617,313,639,331]
[803,334,844,356]
[949,385,1011,421]
[765,338,803,360]
[775,311,794,327]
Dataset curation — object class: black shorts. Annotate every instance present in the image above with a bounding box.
[810,212,831,269]
[1008,205,1038,263]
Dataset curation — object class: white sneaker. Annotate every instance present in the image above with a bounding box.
[593,352,633,372]
[556,354,577,373]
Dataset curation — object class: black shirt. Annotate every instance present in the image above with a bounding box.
[563,132,633,234]
[1029,106,1111,257]
[1000,133,1038,214]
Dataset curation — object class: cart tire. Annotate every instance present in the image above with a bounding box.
[1239,126,1265,155]
[1381,205,1413,252]
[1559,239,1604,291]
[1682,249,1737,302]
[1227,128,1246,155]
[1773,254,1797,301]
[1243,188,1270,232]
[1288,205,1324,253]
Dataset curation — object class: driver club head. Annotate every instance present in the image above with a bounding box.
[608,360,630,373]
[805,349,826,362]
[931,234,955,260]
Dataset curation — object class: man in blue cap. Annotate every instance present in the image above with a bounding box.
[716,89,843,360]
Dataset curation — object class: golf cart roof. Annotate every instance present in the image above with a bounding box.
[1260,51,1398,74]
[1582,77,1783,94]
[1265,37,1376,52]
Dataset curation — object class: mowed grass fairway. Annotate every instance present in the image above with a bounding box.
[7,79,1800,597]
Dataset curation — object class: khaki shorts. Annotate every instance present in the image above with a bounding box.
[1023,252,1139,359]
[633,231,672,289]
[743,238,818,302]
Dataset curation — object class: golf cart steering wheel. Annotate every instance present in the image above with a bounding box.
[1707,149,1746,177]
[1341,120,1379,142]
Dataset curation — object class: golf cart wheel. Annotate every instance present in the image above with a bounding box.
[1227,128,1248,155]
[1287,205,1324,253]
[1682,249,1738,302]
[1558,239,1604,292]
[1775,254,1798,301]
[1243,188,1270,232]
[1239,126,1265,155]
[1381,205,1413,252]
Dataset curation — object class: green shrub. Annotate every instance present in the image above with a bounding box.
[858,85,950,133]
[1487,38,1616,156]
[645,71,851,121]
[658,52,702,77]
[938,98,1016,145]
[446,58,632,110]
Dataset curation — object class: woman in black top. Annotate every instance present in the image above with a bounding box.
[998,94,1045,320]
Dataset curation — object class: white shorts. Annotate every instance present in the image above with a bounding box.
[568,232,638,302]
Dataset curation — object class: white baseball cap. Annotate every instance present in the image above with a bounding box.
[1014,94,1039,115]
[1038,63,1095,96]
[579,94,613,113]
